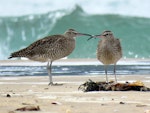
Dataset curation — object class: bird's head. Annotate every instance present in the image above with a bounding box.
[87,30,114,41]
[64,29,92,38]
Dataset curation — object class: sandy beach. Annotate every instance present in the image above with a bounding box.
[0,75,150,113]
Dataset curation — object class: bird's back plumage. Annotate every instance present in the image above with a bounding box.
[9,35,75,62]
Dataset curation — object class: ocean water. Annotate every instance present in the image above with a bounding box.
[0,60,150,76]
[0,65,150,77]
[0,0,150,60]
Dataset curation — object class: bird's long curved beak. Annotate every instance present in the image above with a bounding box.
[76,33,92,37]
[87,35,102,41]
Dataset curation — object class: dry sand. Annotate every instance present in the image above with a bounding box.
[0,75,150,113]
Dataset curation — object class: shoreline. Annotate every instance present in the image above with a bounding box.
[0,75,150,113]
[0,59,150,112]
[0,58,150,66]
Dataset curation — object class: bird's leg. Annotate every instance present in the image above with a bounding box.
[104,65,108,83]
[114,63,117,83]
[47,61,63,86]
[47,61,53,85]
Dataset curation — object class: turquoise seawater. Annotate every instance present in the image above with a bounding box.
[0,2,150,59]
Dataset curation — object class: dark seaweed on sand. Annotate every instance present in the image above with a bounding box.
[78,79,150,92]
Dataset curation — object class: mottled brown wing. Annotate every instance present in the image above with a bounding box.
[24,35,65,56]
[9,35,65,58]
[115,38,122,57]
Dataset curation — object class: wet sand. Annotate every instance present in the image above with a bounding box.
[0,75,150,113]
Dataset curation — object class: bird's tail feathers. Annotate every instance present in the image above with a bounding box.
[8,48,27,59]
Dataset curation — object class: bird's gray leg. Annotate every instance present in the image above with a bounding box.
[47,61,53,85]
[114,63,117,83]
[104,65,108,83]
[47,61,63,86]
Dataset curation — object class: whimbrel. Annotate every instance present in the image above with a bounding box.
[89,30,122,83]
[8,29,91,85]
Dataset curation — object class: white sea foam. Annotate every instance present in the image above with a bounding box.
[0,59,150,66]
[0,0,149,18]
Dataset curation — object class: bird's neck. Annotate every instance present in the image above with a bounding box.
[64,35,76,40]
[103,37,114,41]
[101,37,115,47]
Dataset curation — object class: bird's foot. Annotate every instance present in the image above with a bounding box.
[48,82,63,86]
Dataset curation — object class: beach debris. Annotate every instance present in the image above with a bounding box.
[78,79,150,92]
[119,102,125,104]
[101,104,107,106]
[51,101,62,105]
[6,94,11,97]
[15,105,40,111]
[78,79,99,91]
[44,87,49,90]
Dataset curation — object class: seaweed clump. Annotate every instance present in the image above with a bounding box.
[78,79,150,92]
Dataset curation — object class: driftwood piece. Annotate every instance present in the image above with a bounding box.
[15,105,40,111]
[78,79,150,92]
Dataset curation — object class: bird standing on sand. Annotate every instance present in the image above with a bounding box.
[89,30,122,83]
[8,29,91,85]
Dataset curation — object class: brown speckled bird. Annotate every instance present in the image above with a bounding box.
[89,30,122,83]
[8,29,91,85]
